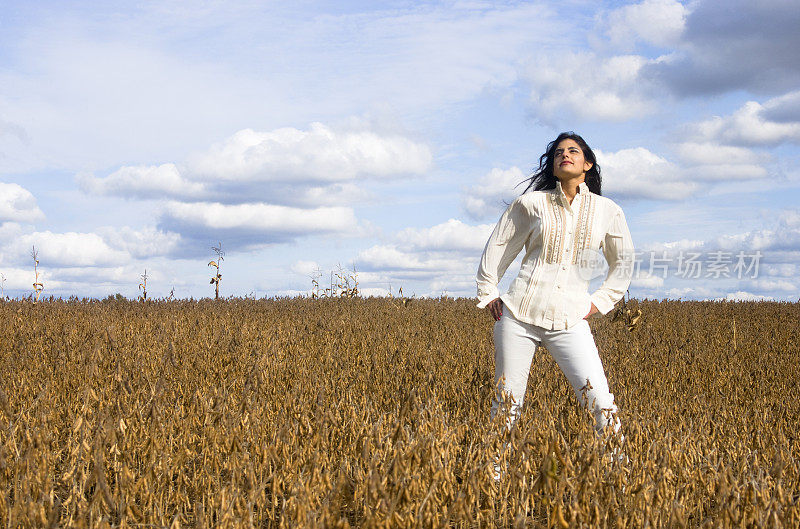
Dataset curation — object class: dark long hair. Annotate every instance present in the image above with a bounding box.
[521,132,602,195]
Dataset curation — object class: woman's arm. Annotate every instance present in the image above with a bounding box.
[476,198,530,309]
[589,206,635,314]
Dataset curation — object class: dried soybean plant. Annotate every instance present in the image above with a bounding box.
[0,272,5,298]
[610,289,643,356]
[208,241,224,299]
[388,285,414,308]
[138,269,148,301]
[333,263,359,298]
[310,264,360,299]
[310,266,323,299]
[397,286,414,307]
[1,297,799,528]
[30,245,44,303]
[610,290,642,331]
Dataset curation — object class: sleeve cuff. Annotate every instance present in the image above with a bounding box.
[590,292,615,315]
[476,285,500,309]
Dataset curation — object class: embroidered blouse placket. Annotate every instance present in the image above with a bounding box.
[476,180,635,331]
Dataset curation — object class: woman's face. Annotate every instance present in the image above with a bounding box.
[553,138,593,181]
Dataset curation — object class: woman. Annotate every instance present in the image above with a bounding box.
[476,132,634,444]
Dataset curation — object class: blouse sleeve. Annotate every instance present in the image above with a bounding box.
[589,206,635,314]
[476,197,531,308]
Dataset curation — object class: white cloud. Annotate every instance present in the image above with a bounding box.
[597,147,696,200]
[96,226,181,259]
[0,183,45,223]
[52,264,144,284]
[687,98,800,147]
[298,183,372,206]
[748,278,797,293]
[631,270,664,289]
[187,124,432,183]
[356,244,476,277]
[0,266,49,291]
[160,201,358,238]
[355,218,494,276]
[644,238,705,253]
[395,219,493,252]
[462,166,527,219]
[762,263,797,278]
[356,245,438,272]
[673,142,762,166]
[357,286,392,297]
[79,164,206,199]
[778,209,800,228]
[77,121,429,249]
[601,0,688,51]
[641,219,800,262]
[523,52,656,122]
[0,225,177,289]
[81,123,426,208]
[290,260,321,277]
[710,210,800,252]
[661,286,711,299]
[0,221,25,240]
[353,218,494,296]
[427,276,478,297]
[721,291,774,302]
[652,96,800,203]
[6,231,129,268]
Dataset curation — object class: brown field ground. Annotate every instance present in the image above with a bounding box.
[1,297,798,528]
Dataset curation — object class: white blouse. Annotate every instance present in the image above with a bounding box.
[476,180,635,330]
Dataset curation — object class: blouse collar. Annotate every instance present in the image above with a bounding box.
[555,180,589,208]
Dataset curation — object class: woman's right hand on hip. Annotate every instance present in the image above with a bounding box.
[487,298,503,321]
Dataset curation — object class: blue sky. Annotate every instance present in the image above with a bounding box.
[1,0,799,301]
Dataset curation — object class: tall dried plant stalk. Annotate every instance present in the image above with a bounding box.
[138,269,148,301]
[208,242,225,300]
[31,245,44,303]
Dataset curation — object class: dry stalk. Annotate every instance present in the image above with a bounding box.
[138,269,148,301]
[31,245,44,303]
[208,242,225,300]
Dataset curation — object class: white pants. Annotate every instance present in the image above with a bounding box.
[491,308,621,435]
